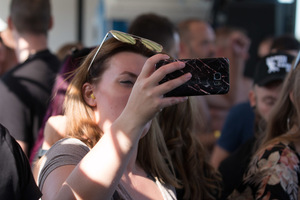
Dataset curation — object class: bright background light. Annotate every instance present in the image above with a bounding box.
[278,0,294,3]
[295,0,300,40]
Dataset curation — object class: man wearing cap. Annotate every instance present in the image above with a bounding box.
[210,52,295,199]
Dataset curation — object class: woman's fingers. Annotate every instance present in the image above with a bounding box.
[139,54,170,78]
[138,53,194,98]
[153,72,192,97]
[151,60,186,84]
[139,53,192,95]
[125,54,192,124]
[159,96,189,109]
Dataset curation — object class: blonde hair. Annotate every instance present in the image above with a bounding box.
[64,37,179,186]
[158,97,222,200]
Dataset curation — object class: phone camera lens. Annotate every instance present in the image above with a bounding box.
[214,72,221,80]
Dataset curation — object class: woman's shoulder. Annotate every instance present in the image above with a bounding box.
[45,137,90,157]
[246,141,300,198]
[52,137,89,147]
[43,137,90,166]
[38,138,90,190]
[249,141,300,174]
[255,141,300,165]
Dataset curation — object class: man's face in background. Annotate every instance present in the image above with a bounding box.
[250,81,283,122]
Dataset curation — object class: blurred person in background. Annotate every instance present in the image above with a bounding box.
[177,19,251,154]
[30,47,92,165]
[211,34,300,171]
[55,41,83,62]
[208,26,251,138]
[0,0,61,156]
[269,33,300,56]
[217,52,295,199]
[177,19,215,153]
[0,18,17,76]
[228,51,300,199]
[257,36,274,58]
[128,13,180,59]
[0,123,41,199]
[178,18,215,59]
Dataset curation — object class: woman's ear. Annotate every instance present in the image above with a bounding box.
[82,83,96,107]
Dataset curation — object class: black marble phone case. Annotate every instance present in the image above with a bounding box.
[156,58,230,97]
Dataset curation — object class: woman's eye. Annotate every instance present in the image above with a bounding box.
[120,80,134,85]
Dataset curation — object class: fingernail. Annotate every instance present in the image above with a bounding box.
[162,54,170,59]
[185,73,192,79]
[180,96,189,102]
[179,61,185,67]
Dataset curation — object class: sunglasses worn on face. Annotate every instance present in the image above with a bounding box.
[88,30,163,71]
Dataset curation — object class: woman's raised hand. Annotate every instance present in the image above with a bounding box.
[123,54,191,127]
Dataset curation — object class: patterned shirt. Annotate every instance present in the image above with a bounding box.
[228,141,300,200]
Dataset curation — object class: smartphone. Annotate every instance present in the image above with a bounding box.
[155,58,230,97]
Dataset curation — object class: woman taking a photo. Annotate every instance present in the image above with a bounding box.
[37,30,191,200]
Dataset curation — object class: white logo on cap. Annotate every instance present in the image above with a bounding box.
[266,55,291,74]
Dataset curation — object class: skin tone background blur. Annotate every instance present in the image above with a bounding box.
[0,0,214,53]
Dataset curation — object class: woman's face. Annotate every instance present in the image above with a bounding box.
[93,51,149,131]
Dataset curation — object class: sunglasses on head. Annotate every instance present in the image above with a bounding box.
[88,30,163,71]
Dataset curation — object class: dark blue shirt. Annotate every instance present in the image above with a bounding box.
[217,101,255,153]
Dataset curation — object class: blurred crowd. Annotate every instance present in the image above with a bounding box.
[1,0,300,200]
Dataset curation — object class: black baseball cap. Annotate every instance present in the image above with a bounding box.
[253,52,295,86]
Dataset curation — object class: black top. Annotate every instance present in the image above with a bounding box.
[0,49,60,155]
[218,137,256,199]
[0,123,42,200]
